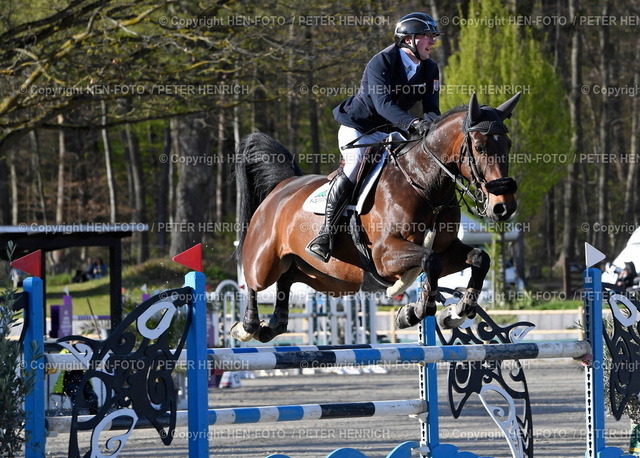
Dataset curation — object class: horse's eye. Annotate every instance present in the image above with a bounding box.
[474,144,487,154]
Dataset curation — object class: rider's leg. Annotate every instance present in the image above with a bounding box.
[338,125,367,183]
[306,168,354,262]
[305,126,386,262]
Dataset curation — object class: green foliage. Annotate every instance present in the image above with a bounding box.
[441,0,570,219]
[47,272,72,286]
[504,291,582,310]
[121,258,190,288]
[0,286,34,456]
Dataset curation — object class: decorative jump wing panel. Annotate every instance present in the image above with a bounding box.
[57,287,193,458]
[436,297,534,458]
[601,284,640,421]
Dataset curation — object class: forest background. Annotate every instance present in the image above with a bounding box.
[0,0,638,296]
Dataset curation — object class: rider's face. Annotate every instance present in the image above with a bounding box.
[405,34,437,60]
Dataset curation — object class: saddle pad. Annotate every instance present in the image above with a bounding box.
[302,149,389,215]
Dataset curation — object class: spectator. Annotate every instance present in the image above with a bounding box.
[616,262,637,289]
[92,258,108,279]
[72,258,95,283]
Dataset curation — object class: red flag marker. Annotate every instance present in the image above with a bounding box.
[10,249,43,278]
[172,244,203,272]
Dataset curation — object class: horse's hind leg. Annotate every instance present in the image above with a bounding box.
[254,274,293,343]
[230,288,260,342]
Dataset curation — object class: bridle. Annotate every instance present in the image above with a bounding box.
[390,110,517,217]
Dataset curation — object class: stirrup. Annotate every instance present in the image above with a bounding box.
[306,233,333,262]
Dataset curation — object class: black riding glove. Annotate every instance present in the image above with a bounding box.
[409,119,431,136]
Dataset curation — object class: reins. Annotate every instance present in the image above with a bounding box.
[340,124,420,150]
[388,130,488,217]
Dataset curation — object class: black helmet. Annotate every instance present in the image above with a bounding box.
[394,13,441,60]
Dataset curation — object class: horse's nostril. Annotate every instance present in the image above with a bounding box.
[493,203,507,216]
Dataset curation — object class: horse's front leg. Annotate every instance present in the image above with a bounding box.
[376,240,442,329]
[437,239,490,327]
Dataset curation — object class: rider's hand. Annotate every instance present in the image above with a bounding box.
[409,119,431,136]
[424,112,438,123]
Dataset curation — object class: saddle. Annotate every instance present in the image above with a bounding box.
[303,132,413,292]
[303,132,409,215]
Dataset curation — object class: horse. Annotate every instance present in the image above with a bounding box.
[231,92,521,343]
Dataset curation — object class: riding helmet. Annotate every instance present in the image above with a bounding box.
[394,12,441,46]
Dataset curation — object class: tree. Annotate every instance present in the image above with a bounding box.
[169,114,214,256]
[440,0,571,221]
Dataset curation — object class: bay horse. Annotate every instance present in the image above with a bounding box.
[231,92,521,343]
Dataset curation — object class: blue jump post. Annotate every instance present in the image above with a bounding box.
[23,276,45,458]
[583,267,606,458]
[12,249,46,458]
[420,313,439,457]
[175,244,210,457]
[581,243,636,458]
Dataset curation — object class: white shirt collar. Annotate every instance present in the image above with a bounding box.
[399,49,419,80]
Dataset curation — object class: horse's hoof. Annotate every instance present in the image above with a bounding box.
[229,321,255,342]
[395,305,420,329]
[464,303,477,320]
[437,306,467,330]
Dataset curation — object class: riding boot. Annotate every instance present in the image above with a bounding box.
[306,170,355,262]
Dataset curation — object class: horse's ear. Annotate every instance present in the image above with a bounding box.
[496,91,522,120]
[468,93,481,125]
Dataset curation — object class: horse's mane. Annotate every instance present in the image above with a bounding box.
[431,105,467,127]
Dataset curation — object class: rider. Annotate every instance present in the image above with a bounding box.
[306,12,442,262]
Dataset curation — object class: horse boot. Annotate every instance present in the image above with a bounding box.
[306,169,355,262]
[459,287,481,319]
[395,286,437,329]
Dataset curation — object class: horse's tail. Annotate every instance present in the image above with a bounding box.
[234,132,302,263]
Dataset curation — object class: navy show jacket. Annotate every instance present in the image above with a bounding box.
[333,44,440,134]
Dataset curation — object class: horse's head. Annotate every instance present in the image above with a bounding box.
[458,92,520,221]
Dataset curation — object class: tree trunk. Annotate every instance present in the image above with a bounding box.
[122,123,148,262]
[169,114,214,256]
[233,92,241,257]
[286,23,298,154]
[427,0,450,69]
[252,66,269,133]
[29,131,47,224]
[9,146,18,225]
[560,0,581,293]
[595,0,611,251]
[545,190,555,267]
[306,28,321,174]
[215,110,225,224]
[169,118,179,226]
[56,114,66,225]
[623,45,640,234]
[0,153,9,225]
[156,125,171,253]
[101,101,117,224]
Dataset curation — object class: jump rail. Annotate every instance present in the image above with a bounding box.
[45,340,590,372]
[47,399,427,432]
